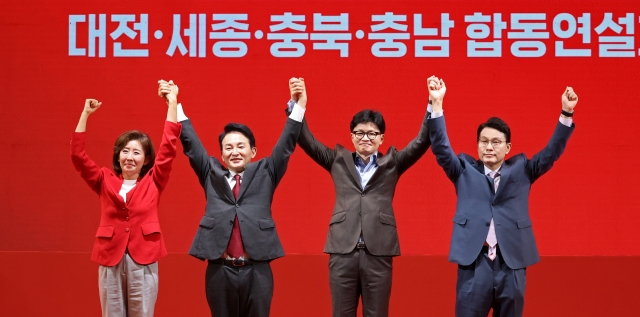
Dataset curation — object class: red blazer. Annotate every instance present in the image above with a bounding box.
[71,121,181,266]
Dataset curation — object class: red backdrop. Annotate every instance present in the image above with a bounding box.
[2,0,639,257]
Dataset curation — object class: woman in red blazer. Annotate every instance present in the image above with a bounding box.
[71,82,181,317]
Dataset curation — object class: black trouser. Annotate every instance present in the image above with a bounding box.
[456,246,527,317]
[205,259,273,317]
[329,248,393,317]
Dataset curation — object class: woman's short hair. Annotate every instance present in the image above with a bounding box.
[112,130,156,178]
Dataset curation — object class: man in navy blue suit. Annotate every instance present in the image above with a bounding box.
[427,76,578,317]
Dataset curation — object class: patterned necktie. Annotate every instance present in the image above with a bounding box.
[485,171,500,260]
[227,174,245,259]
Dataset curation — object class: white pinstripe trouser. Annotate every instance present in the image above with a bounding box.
[98,253,159,317]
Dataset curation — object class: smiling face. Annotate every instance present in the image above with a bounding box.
[119,140,148,180]
[221,131,257,173]
[477,127,511,170]
[351,122,384,157]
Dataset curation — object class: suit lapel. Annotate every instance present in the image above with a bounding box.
[104,173,126,205]
[475,161,494,192]
[495,162,511,198]
[363,152,387,191]
[237,162,258,201]
[475,159,511,197]
[337,150,362,190]
[125,182,139,203]
[213,167,235,203]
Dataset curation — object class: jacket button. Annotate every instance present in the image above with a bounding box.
[121,207,126,210]
[125,228,129,232]
[359,211,362,216]
[361,193,366,197]
[486,222,490,226]
[125,217,129,221]
[229,220,234,225]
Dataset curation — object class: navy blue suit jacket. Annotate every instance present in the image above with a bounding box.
[429,115,574,269]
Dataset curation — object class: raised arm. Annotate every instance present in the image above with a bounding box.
[71,99,104,193]
[427,76,464,181]
[75,99,102,132]
[158,80,211,188]
[525,87,577,182]
[160,81,179,124]
[288,78,336,171]
[151,80,182,191]
[267,78,307,183]
[395,92,432,175]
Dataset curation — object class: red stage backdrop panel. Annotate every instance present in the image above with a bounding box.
[1,0,639,256]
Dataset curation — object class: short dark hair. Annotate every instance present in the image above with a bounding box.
[218,123,256,151]
[350,109,386,134]
[112,130,155,178]
[477,117,511,143]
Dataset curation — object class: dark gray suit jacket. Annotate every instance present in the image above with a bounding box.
[296,110,431,256]
[429,115,574,269]
[180,118,302,261]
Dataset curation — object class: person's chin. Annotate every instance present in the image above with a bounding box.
[358,147,373,154]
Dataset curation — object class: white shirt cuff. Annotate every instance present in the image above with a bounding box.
[177,103,188,122]
[559,115,572,127]
[430,110,444,118]
[289,103,305,122]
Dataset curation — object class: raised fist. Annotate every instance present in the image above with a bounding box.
[561,86,578,112]
[83,99,102,115]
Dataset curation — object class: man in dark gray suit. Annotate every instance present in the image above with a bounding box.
[286,78,431,317]
[426,76,578,317]
[159,79,306,317]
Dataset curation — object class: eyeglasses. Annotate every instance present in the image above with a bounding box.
[352,131,381,140]
[478,138,506,148]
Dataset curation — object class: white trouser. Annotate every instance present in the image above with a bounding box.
[98,253,159,317]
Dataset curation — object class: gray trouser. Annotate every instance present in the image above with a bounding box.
[98,253,159,317]
[329,248,393,317]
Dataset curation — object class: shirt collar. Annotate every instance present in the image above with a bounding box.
[355,152,378,166]
[483,165,501,176]
[227,170,245,180]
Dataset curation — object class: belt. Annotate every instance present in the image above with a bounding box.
[208,258,256,267]
[356,241,366,249]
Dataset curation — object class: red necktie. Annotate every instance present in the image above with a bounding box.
[227,174,245,258]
